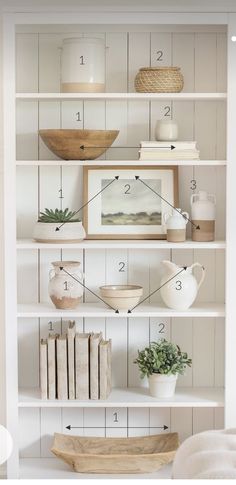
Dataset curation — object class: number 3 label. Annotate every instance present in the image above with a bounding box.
[175,280,182,290]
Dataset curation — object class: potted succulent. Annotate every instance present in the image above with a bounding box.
[134,339,192,398]
[33,208,86,243]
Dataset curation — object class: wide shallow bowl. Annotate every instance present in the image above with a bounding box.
[33,221,86,243]
[51,432,179,474]
[39,129,119,160]
[100,285,143,310]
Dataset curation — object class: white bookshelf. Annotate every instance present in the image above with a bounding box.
[3,6,234,480]
[16,92,227,100]
[17,302,225,318]
[19,387,224,408]
[16,159,227,166]
[17,238,226,250]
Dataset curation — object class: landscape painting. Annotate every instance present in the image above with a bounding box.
[101,178,162,225]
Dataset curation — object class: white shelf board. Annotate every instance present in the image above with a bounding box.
[17,302,225,318]
[19,458,172,479]
[18,387,224,408]
[16,159,227,166]
[16,92,227,101]
[17,238,226,250]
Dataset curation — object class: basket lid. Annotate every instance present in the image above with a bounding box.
[139,66,181,71]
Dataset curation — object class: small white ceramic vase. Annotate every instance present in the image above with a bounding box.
[163,208,189,242]
[160,260,206,310]
[148,373,178,398]
[33,221,86,243]
[155,119,178,141]
[49,261,84,309]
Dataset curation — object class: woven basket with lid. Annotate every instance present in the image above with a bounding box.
[135,66,184,93]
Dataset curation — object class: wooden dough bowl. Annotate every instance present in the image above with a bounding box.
[51,432,179,474]
[39,129,119,160]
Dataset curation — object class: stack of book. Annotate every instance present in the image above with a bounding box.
[139,141,200,160]
[40,321,112,401]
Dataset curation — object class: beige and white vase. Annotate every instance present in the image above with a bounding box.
[49,261,83,309]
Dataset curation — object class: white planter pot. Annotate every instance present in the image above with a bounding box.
[148,373,178,398]
[33,221,86,243]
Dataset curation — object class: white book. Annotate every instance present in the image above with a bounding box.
[56,335,68,400]
[90,332,103,400]
[75,333,90,400]
[99,339,112,400]
[139,150,200,160]
[47,334,57,400]
[67,321,76,400]
[40,339,48,400]
[140,140,197,150]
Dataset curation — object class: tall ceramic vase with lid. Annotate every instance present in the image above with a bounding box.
[164,208,189,242]
[61,37,106,93]
[49,261,83,309]
[191,191,216,241]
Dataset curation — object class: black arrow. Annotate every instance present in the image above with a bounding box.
[66,425,168,430]
[135,176,200,230]
[80,144,175,150]
[128,267,187,313]
[59,266,119,313]
[56,176,119,231]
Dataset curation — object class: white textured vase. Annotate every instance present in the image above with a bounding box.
[49,261,84,309]
[148,373,178,398]
[33,221,86,243]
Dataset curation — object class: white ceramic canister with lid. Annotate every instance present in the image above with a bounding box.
[61,37,105,93]
[163,208,189,242]
[191,191,216,241]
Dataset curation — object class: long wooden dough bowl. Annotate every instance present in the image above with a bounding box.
[51,432,179,474]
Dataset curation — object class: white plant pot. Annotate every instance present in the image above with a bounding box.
[148,373,178,398]
[33,221,86,243]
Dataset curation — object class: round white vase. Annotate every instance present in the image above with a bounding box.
[33,221,86,243]
[148,373,178,398]
[155,119,178,141]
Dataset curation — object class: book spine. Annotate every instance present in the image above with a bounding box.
[47,335,56,400]
[67,321,76,400]
[56,336,68,400]
[90,333,102,400]
[99,339,112,400]
[75,334,89,400]
[40,339,48,400]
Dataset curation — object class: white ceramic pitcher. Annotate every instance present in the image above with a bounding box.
[160,260,206,310]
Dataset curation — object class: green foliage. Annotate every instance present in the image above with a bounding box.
[38,208,81,223]
[134,338,192,378]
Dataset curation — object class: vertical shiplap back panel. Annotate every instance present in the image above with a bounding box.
[128,33,150,92]
[106,33,127,92]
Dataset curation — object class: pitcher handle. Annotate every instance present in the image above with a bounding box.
[49,269,55,280]
[163,212,171,224]
[190,194,198,204]
[182,211,189,225]
[191,262,206,290]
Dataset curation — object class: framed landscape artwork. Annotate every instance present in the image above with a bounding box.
[83,166,179,239]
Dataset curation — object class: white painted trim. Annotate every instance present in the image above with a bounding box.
[225,13,236,428]
[16,92,227,100]
[5,12,228,26]
[3,14,19,479]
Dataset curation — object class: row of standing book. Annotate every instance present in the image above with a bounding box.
[139,141,200,160]
[40,321,112,401]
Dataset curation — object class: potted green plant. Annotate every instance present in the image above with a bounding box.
[33,208,86,243]
[134,339,192,398]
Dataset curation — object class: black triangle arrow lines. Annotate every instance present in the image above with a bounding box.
[66,425,168,430]
[56,176,119,231]
[59,266,119,313]
[80,145,175,150]
[127,267,187,313]
[135,176,200,230]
